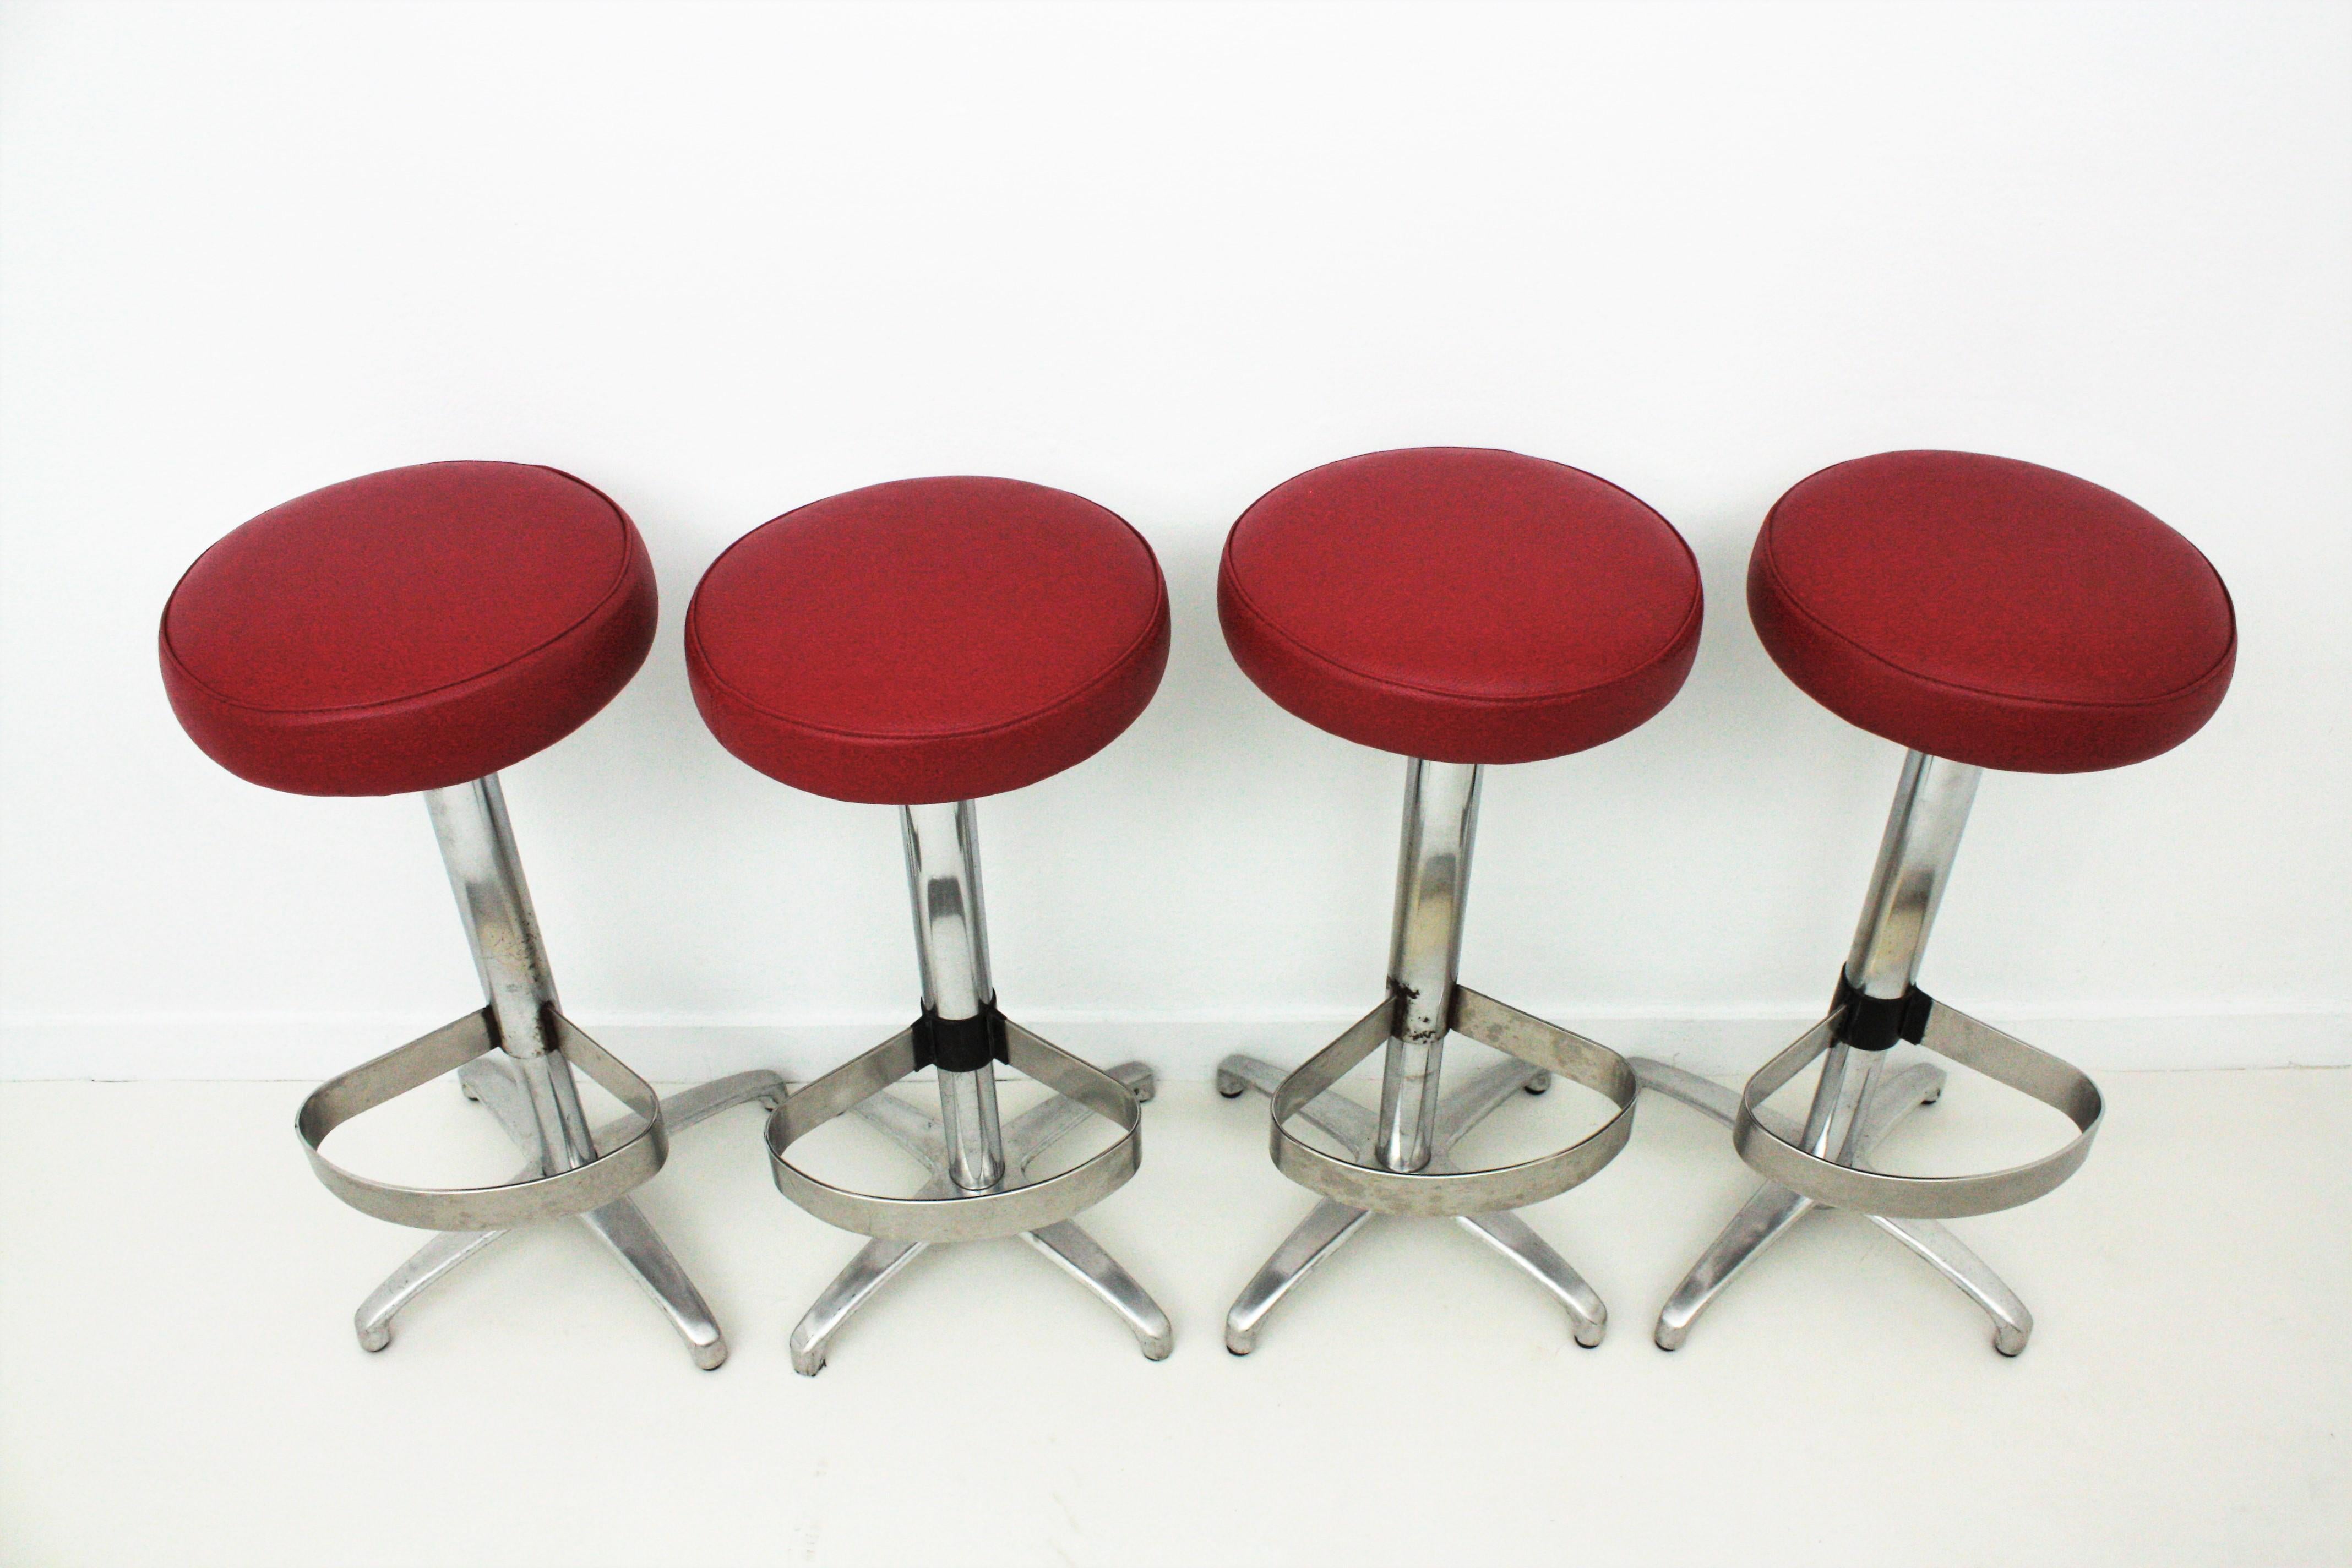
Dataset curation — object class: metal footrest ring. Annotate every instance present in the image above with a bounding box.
[767,1017,1140,1243]
[297,1008,668,1231]
[1733,1000,2103,1219]
[1270,987,1637,1218]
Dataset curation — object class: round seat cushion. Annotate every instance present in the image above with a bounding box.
[1218,448,1703,763]
[686,477,1169,804]
[1750,451,2236,772]
[161,461,657,796]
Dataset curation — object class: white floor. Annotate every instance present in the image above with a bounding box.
[2,1059,2346,1567]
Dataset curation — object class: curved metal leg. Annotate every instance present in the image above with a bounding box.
[847,1089,946,1164]
[1025,1219,1174,1360]
[1217,1054,1369,1145]
[1216,1054,1287,1102]
[579,1197,728,1370]
[353,1227,509,1352]
[1646,1054,2028,1353]
[791,1233,931,1376]
[458,1052,543,1145]
[1873,1217,2034,1355]
[352,1064,786,1362]
[1654,1180,1815,1351]
[1224,1198,1376,1355]
[785,1063,1167,1373]
[660,1070,790,1130]
[1630,1057,1743,1124]
[1219,1049,1597,1352]
[1458,1210,1607,1347]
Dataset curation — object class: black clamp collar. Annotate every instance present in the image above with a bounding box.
[911,999,1010,1074]
[1831,972,1934,1052]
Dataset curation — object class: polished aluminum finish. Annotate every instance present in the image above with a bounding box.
[770,796,1167,1369]
[308,774,783,1366]
[787,1064,1172,1375]
[1220,1052,1607,1354]
[902,802,1006,1192]
[1379,760,1480,1173]
[937,1066,1005,1194]
[1649,748,2105,1354]
[1219,754,1636,1352]
[1845,750,1978,1001]
[355,1056,787,1368]
[1733,751,2102,1219]
[1635,1059,2030,1355]
[297,778,669,1231]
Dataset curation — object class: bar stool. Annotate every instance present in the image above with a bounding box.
[1213,447,1698,1353]
[686,475,1175,1374]
[1635,449,2235,1354]
[160,461,786,1368]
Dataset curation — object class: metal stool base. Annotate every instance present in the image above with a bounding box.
[1634,1057,2033,1357]
[787,1063,1173,1375]
[1217,1052,1608,1355]
[353,1055,787,1370]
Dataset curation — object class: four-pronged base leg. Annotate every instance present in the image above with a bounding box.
[353,1058,788,1368]
[1633,1057,2033,1355]
[1217,1052,1608,1354]
[787,1063,1172,1375]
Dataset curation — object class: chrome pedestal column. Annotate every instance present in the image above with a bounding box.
[351,776,786,1369]
[781,801,1171,1375]
[1635,750,2037,1355]
[1217,759,1629,1355]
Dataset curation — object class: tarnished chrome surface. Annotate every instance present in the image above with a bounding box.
[1222,1053,1608,1353]
[1733,1003,2103,1219]
[300,778,679,1231]
[300,1009,668,1230]
[353,1057,788,1364]
[1379,759,1481,1173]
[787,1064,1168,1375]
[426,776,595,1168]
[1222,752,1630,1349]
[1268,987,1636,1218]
[767,1018,1140,1243]
[324,772,780,1365]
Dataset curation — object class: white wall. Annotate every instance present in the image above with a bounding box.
[2,0,2345,1081]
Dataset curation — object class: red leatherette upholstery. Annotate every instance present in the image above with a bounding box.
[1750,451,2236,772]
[161,461,657,796]
[687,477,1169,804]
[1219,448,1703,763]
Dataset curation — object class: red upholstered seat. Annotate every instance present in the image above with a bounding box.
[687,477,1169,804]
[1750,451,2236,773]
[161,461,657,796]
[1218,448,1703,763]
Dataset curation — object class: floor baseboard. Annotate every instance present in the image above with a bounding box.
[6,1004,2345,1080]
